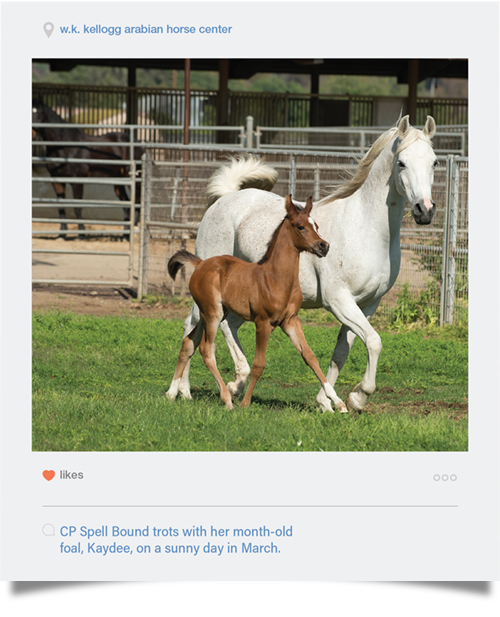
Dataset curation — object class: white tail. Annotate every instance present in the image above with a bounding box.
[206,155,279,205]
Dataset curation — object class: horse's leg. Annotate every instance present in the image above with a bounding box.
[315,324,356,412]
[198,309,233,409]
[219,313,251,396]
[115,185,133,237]
[72,183,85,236]
[166,318,205,401]
[52,182,68,235]
[240,320,273,408]
[320,296,382,413]
[281,316,347,412]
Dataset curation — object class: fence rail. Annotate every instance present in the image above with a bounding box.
[33,82,468,135]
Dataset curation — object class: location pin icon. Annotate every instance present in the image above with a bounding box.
[44,22,54,38]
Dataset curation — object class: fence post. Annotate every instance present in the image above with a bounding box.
[440,155,459,325]
[289,154,297,197]
[138,150,152,300]
[246,116,254,148]
[128,160,136,288]
[314,162,320,201]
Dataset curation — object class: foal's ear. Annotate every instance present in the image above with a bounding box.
[304,196,313,214]
[285,194,297,218]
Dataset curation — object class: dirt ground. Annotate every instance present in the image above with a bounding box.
[32,284,192,320]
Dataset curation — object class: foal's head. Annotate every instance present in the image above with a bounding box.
[285,195,329,258]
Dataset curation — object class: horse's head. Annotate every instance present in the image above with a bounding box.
[285,195,329,257]
[32,99,45,136]
[393,115,438,225]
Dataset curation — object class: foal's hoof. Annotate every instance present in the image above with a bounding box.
[335,401,349,414]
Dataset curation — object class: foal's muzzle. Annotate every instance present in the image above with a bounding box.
[313,241,330,257]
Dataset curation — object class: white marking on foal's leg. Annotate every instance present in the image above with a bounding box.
[166,378,181,401]
[319,382,348,413]
[220,316,250,396]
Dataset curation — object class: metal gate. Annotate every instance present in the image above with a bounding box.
[138,147,468,325]
[32,130,139,288]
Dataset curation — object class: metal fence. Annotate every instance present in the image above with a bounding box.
[138,147,468,325]
[33,82,468,136]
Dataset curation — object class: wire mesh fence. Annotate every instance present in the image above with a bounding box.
[139,148,468,325]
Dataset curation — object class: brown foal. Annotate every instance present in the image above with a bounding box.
[166,195,337,409]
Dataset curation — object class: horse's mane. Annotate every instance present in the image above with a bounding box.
[32,99,83,139]
[318,123,434,206]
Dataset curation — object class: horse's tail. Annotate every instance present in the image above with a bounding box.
[168,250,202,281]
[206,155,279,205]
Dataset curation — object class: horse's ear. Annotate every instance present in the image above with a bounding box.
[398,115,411,137]
[423,115,436,138]
[304,196,313,214]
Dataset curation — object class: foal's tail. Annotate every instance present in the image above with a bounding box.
[206,154,279,205]
[168,250,202,281]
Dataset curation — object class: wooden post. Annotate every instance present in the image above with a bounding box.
[217,59,230,143]
[180,59,191,295]
[407,59,419,124]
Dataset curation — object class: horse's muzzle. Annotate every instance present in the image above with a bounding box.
[313,241,330,257]
[412,199,436,225]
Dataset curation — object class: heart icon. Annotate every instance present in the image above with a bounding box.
[43,470,55,481]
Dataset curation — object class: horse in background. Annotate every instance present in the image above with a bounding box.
[32,99,143,236]
[166,195,335,410]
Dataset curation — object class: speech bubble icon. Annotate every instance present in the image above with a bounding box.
[42,524,55,537]
[44,22,54,38]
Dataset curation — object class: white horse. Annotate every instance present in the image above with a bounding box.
[169,115,437,412]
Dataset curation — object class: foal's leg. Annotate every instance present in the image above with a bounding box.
[240,320,273,408]
[176,303,202,400]
[166,319,204,401]
[320,296,382,413]
[220,313,251,396]
[198,310,234,409]
[281,316,347,413]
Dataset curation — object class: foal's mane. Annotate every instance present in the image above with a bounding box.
[257,216,288,265]
[318,124,433,206]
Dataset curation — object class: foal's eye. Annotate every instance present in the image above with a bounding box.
[297,225,305,231]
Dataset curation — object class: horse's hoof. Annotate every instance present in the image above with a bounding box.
[227,381,245,396]
[346,392,364,413]
[165,391,177,401]
[179,389,192,400]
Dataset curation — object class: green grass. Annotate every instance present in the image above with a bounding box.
[32,311,468,452]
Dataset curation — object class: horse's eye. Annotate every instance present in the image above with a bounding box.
[398,161,406,169]
[297,225,305,231]
[433,160,439,167]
